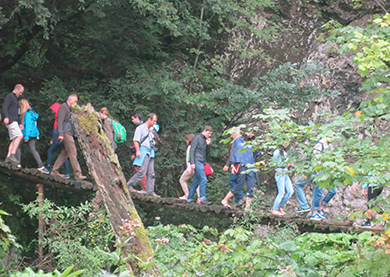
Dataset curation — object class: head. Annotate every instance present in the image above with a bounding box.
[131,111,142,125]
[99,107,111,120]
[145,113,157,128]
[13,84,24,97]
[202,125,213,139]
[67,94,78,106]
[321,137,333,145]
[230,127,241,139]
[19,99,31,117]
[184,133,195,145]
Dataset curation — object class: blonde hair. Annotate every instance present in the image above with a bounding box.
[19,99,32,120]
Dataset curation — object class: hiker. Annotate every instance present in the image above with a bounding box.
[135,123,161,194]
[16,99,45,172]
[40,103,70,178]
[186,125,213,205]
[179,133,200,200]
[50,94,87,180]
[99,107,116,150]
[361,173,383,227]
[221,128,256,210]
[130,111,147,192]
[271,144,293,216]
[126,113,160,197]
[311,138,337,220]
[3,84,24,167]
[222,127,245,204]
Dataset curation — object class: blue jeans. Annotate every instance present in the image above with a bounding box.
[272,173,293,210]
[188,162,207,201]
[46,143,70,175]
[312,176,337,211]
[294,174,313,210]
[228,173,245,203]
[232,166,255,198]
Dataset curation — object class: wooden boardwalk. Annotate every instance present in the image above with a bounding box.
[0,162,385,234]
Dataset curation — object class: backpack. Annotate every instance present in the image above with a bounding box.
[108,119,127,144]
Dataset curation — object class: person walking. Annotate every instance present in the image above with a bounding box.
[179,133,200,200]
[271,144,294,216]
[3,84,24,166]
[126,113,160,197]
[16,99,45,172]
[50,94,87,180]
[221,128,256,210]
[130,111,147,192]
[186,125,213,205]
[99,107,116,151]
[310,138,337,220]
[40,103,70,178]
[222,127,245,204]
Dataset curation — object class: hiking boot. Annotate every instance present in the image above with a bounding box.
[296,208,311,213]
[310,214,324,220]
[40,167,50,174]
[199,200,212,205]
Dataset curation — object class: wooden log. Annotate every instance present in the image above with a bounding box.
[71,105,160,276]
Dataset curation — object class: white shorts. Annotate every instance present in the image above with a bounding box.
[6,121,23,140]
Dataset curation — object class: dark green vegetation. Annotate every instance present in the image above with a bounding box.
[2,0,390,276]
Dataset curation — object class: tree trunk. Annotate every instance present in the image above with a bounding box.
[71,105,160,276]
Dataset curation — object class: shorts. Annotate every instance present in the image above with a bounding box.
[6,121,23,140]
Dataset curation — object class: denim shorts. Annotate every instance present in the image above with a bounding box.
[6,121,22,140]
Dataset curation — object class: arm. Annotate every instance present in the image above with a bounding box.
[224,143,234,171]
[134,141,141,158]
[57,106,66,140]
[190,136,198,169]
[2,95,10,125]
[23,112,30,141]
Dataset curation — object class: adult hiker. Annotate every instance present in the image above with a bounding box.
[50,94,87,180]
[3,84,24,167]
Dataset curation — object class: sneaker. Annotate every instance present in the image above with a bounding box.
[361,221,372,228]
[63,174,70,179]
[37,166,46,173]
[149,193,161,198]
[199,200,212,205]
[75,175,87,180]
[196,199,200,205]
[318,210,327,219]
[311,214,324,220]
[179,195,188,200]
[296,208,311,213]
[138,190,147,194]
[40,167,50,174]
